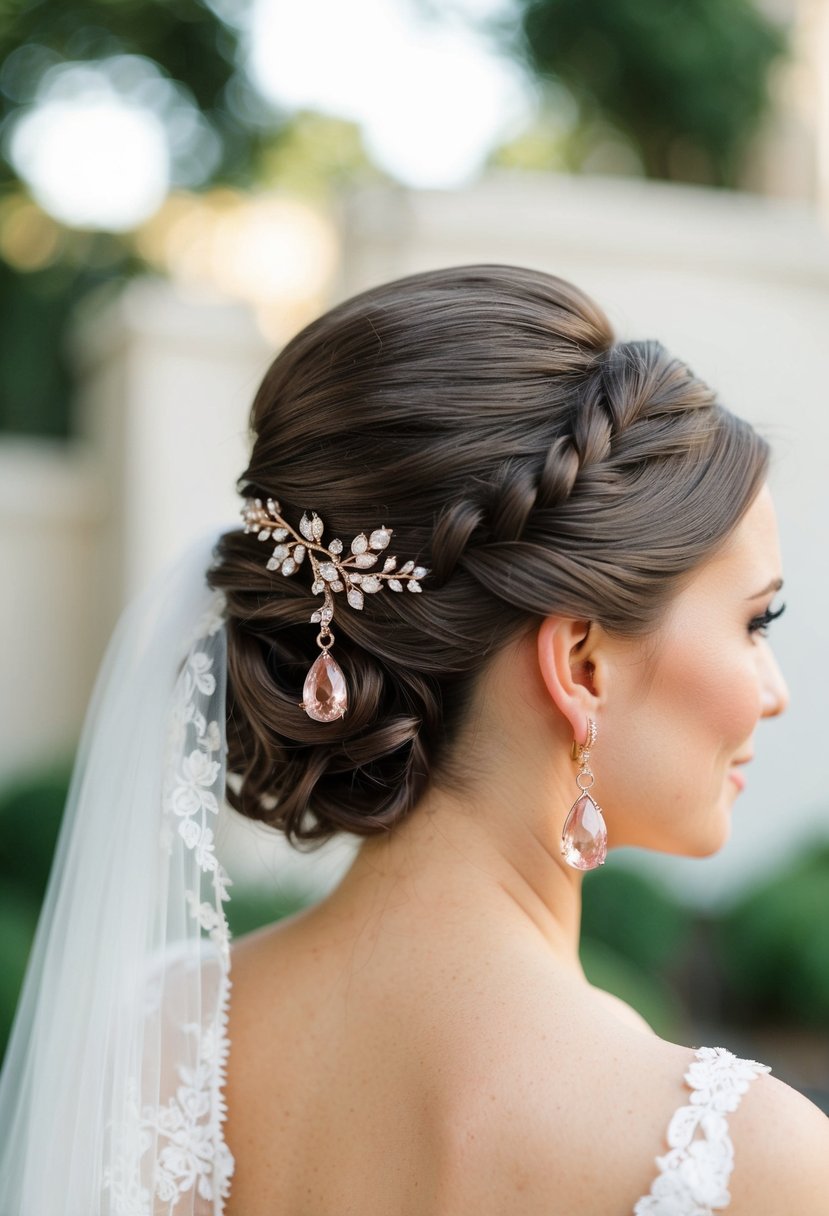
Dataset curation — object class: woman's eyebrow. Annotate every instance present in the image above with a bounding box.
[746,576,784,600]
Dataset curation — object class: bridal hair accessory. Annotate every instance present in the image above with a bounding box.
[560,716,608,870]
[0,530,236,1214]
[241,496,430,723]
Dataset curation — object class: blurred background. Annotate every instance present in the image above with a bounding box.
[1,0,828,1111]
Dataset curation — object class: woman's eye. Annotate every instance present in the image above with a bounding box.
[748,601,787,637]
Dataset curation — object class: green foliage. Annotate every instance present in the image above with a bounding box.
[581,858,693,972]
[257,109,391,199]
[0,251,134,435]
[0,0,268,439]
[0,761,75,903]
[224,881,311,940]
[0,886,39,1052]
[0,763,74,1062]
[579,859,694,1038]
[579,936,685,1039]
[712,843,829,1027]
[0,0,271,189]
[512,0,789,185]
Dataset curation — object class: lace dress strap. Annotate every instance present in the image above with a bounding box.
[632,1045,772,1215]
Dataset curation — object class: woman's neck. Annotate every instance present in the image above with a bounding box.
[327,781,586,974]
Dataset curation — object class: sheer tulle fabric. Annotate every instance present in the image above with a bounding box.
[0,530,235,1214]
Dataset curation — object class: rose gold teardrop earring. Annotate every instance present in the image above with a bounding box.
[560,717,608,870]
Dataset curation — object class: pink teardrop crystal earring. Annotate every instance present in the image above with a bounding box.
[560,717,608,870]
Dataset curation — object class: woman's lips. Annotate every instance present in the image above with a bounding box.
[728,755,752,792]
[729,768,746,791]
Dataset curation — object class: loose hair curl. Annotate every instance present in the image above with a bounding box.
[206,264,770,849]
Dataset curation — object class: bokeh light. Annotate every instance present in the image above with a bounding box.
[135,189,339,343]
[5,55,222,231]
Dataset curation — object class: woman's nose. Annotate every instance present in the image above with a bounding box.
[760,643,789,717]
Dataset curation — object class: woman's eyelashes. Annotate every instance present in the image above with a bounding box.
[748,601,787,637]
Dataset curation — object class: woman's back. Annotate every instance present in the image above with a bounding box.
[221,875,829,1216]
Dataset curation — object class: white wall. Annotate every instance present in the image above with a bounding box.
[0,438,104,777]
[67,275,274,602]
[0,278,272,789]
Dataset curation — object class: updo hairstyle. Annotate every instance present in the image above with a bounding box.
[206,264,770,848]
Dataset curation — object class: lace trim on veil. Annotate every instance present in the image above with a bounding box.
[633,1045,771,1216]
[102,590,236,1214]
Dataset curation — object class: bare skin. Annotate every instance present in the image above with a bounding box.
[223,484,829,1214]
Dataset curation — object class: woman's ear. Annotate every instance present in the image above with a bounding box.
[536,615,602,746]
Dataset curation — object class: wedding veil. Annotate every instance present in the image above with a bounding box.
[0,527,237,1214]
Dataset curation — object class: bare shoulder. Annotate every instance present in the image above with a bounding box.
[438,1014,829,1216]
[727,1066,829,1213]
[435,1002,702,1215]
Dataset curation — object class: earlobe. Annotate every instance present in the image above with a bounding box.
[536,615,601,742]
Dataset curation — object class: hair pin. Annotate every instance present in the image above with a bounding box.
[241,497,429,721]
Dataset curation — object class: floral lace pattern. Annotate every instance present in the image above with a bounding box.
[102,588,236,1214]
[632,1045,772,1215]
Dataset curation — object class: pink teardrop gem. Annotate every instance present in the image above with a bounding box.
[301,651,348,722]
[560,792,607,870]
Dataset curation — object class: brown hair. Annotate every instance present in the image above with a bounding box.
[206,263,770,848]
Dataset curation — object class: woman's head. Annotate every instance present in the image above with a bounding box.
[206,263,778,852]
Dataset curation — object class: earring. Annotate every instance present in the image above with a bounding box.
[560,717,608,870]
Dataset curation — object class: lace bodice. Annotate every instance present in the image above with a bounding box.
[631,1045,772,1215]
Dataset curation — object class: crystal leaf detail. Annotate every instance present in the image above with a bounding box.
[241,498,430,622]
[560,793,607,870]
[302,651,347,722]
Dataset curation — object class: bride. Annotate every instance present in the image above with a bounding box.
[1,263,826,1214]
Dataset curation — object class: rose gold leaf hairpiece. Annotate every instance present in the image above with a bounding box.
[240,496,429,722]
